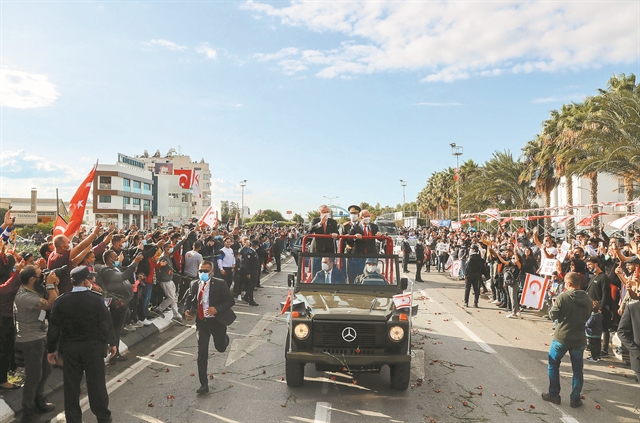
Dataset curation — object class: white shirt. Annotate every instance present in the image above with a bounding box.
[218,247,236,269]
[198,280,214,318]
[324,271,332,283]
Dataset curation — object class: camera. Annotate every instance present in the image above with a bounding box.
[43,265,68,280]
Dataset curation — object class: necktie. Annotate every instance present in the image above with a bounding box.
[198,283,205,320]
[325,272,330,283]
[364,225,368,236]
[323,222,327,233]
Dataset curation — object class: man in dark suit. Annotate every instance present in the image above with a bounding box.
[414,240,425,282]
[464,245,484,307]
[308,205,339,254]
[47,266,118,423]
[618,300,640,383]
[311,258,346,284]
[272,233,284,272]
[183,260,236,394]
[348,210,382,283]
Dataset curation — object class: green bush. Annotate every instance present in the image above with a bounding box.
[245,221,298,228]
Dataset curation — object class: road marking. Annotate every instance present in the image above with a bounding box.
[235,311,261,316]
[128,413,165,422]
[314,402,332,423]
[453,321,497,354]
[423,284,579,423]
[196,409,241,423]
[225,313,275,367]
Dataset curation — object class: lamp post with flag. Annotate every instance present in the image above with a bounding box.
[400,180,407,215]
[450,143,463,224]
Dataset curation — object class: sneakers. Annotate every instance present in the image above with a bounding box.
[586,356,601,362]
[141,319,153,326]
[131,321,144,328]
[237,295,242,301]
[172,316,183,323]
[570,398,583,408]
[541,392,561,404]
[507,313,518,319]
[600,350,609,357]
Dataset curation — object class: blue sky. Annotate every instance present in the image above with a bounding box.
[1,1,638,217]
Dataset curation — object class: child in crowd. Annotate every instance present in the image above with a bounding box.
[545,272,564,314]
[585,300,603,362]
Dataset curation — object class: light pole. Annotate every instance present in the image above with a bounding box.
[323,196,338,213]
[240,180,247,226]
[450,143,463,223]
[399,180,407,215]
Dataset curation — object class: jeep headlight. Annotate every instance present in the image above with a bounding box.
[294,323,310,340]
[389,325,404,341]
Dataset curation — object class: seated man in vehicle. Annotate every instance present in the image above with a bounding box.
[354,258,388,285]
[311,257,346,284]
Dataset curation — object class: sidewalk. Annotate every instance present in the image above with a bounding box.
[0,311,177,423]
[0,253,287,423]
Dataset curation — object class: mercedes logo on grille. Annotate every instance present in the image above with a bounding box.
[342,327,357,342]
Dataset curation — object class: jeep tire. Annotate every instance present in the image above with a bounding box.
[389,362,410,390]
[285,332,305,387]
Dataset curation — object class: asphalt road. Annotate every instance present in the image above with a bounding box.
[43,258,639,423]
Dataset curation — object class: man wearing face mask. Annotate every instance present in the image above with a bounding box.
[308,205,339,253]
[354,258,387,285]
[349,210,382,282]
[340,205,361,253]
[311,257,346,284]
[183,261,236,394]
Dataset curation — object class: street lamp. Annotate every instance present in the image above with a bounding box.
[399,180,407,214]
[450,143,463,223]
[240,180,247,226]
[323,195,338,213]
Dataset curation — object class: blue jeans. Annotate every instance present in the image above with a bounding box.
[547,339,584,400]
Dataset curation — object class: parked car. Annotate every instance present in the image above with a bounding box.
[393,238,417,262]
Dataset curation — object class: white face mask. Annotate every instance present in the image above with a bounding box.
[321,263,330,271]
[321,213,330,219]
[350,214,359,223]
[362,217,371,224]
[366,264,377,273]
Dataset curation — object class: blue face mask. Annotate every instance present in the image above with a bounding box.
[199,272,210,282]
[113,261,120,267]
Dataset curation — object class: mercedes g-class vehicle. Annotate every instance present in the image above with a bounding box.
[282,234,415,390]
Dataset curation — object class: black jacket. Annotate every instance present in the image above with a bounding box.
[349,222,380,255]
[465,253,485,279]
[183,277,236,326]
[308,218,339,253]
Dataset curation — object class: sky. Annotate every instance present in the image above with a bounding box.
[1,1,639,218]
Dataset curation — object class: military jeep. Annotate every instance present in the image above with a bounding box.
[283,235,415,390]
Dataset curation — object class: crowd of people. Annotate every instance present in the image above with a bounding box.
[0,205,638,419]
[0,209,303,422]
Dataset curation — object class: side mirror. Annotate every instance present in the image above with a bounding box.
[287,273,295,287]
[400,277,408,290]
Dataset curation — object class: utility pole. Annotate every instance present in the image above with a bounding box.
[450,143,463,223]
[240,180,247,226]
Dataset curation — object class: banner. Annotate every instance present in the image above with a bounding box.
[199,205,219,228]
[393,292,412,309]
[233,212,239,229]
[174,169,194,189]
[539,257,557,276]
[65,166,96,237]
[556,241,571,262]
[191,170,202,198]
[576,212,607,227]
[609,214,640,231]
[53,214,68,237]
[436,242,449,253]
[520,273,549,309]
[450,260,462,278]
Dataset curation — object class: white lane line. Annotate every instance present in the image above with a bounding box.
[196,409,241,423]
[235,311,261,316]
[425,285,578,423]
[314,402,332,423]
[128,412,165,422]
[453,321,497,354]
[76,326,196,414]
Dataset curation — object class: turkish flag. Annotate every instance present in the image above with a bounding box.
[198,205,219,228]
[53,215,68,237]
[64,166,96,237]
[174,169,193,189]
[520,273,549,310]
[576,212,607,227]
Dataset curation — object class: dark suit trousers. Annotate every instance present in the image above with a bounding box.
[222,268,233,288]
[274,252,282,271]
[403,254,410,272]
[110,305,128,351]
[62,341,110,423]
[196,318,229,386]
[464,276,481,305]
[415,260,423,281]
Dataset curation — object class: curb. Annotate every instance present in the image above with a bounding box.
[0,312,176,423]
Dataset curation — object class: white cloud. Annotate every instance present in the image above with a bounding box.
[413,102,462,107]
[0,68,60,109]
[532,94,587,104]
[244,1,639,82]
[196,43,217,59]
[142,39,187,51]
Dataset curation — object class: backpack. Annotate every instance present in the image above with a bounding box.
[503,268,517,287]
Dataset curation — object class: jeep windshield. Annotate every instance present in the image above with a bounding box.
[297,254,400,287]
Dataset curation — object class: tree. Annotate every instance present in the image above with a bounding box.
[520,136,558,232]
[249,209,286,222]
[291,213,304,223]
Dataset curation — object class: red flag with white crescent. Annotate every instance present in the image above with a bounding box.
[53,214,68,237]
[174,169,194,189]
[233,212,239,229]
[64,166,96,237]
[520,273,549,310]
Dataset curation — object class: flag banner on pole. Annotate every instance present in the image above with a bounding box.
[609,214,640,231]
[199,205,220,228]
[393,292,412,309]
[520,273,549,310]
[451,221,461,231]
[551,215,576,223]
[450,260,461,277]
[576,212,607,227]
[174,169,194,189]
[191,170,202,198]
[64,166,96,237]
[233,212,239,229]
[53,214,68,237]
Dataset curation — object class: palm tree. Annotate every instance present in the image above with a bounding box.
[520,136,558,232]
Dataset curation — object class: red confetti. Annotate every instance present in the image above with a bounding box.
[581,395,585,399]
[596,404,601,409]
[263,369,266,374]
[167,395,175,400]
[434,389,441,393]
[165,368,170,372]
[209,374,214,379]
[190,373,195,376]
[493,393,497,396]
[462,401,469,407]
[529,405,535,409]
[117,380,121,382]
[464,347,467,350]
[477,385,483,389]
[447,405,454,410]
[353,380,357,385]
[221,372,226,375]
[281,405,286,408]
[478,392,483,396]
[331,376,336,381]
[148,403,154,407]
[430,420,436,423]
[608,365,616,368]
[517,407,525,411]
[150,354,155,357]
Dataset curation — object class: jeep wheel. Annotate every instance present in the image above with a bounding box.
[389,362,410,390]
[285,332,305,387]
